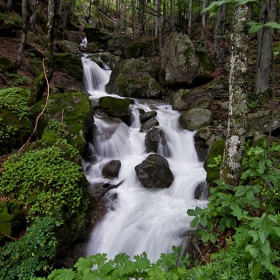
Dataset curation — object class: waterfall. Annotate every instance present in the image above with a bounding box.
[81,57,208,263]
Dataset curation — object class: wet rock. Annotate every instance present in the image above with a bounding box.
[135,154,174,189]
[194,181,209,200]
[56,40,79,54]
[102,160,121,179]
[179,108,213,131]
[99,96,130,118]
[194,138,209,162]
[145,128,168,156]
[140,111,157,124]
[140,117,159,133]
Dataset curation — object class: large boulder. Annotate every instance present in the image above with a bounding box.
[105,58,162,98]
[161,32,214,87]
[84,27,110,48]
[179,108,213,131]
[56,40,79,54]
[135,154,174,189]
[99,96,130,118]
[54,54,83,80]
[107,34,133,52]
[145,128,168,156]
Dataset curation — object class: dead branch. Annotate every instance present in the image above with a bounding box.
[0,72,8,84]
[99,180,124,199]
[0,231,17,241]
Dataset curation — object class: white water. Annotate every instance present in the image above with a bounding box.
[82,57,208,262]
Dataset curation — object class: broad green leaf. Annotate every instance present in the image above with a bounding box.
[257,159,266,174]
[258,230,267,245]
[245,244,259,258]
[190,217,199,228]
[200,216,207,227]
[231,206,244,220]
[264,22,280,29]
[273,227,280,238]
[235,185,247,197]
[260,240,271,256]
[187,209,196,216]
[201,231,210,243]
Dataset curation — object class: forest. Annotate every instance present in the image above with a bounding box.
[0,0,280,279]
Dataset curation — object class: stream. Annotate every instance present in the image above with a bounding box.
[81,56,208,262]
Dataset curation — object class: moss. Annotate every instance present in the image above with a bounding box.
[31,92,91,152]
[126,38,155,58]
[0,202,13,241]
[54,54,83,80]
[196,50,216,72]
[205,139,225,187]
[99,96,130,118]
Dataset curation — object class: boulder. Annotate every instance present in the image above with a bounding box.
[135,154,174,189]
[172,89,191,110]
[54,54,83,80]
[194,138,209,162]
[107,34,133,51]
[161,32,214,87]
[145,128,168,155]
[105,58,162,98]
[100,52,120,69]
[99,96,130,118]
[86,42,100,52]
[102,160,121,179]
[179,108,213,131]
[194,181,209,200]
[140,117,159,133]
[84,27,110,48]
[140,111,157,124]
[56,40,79,54]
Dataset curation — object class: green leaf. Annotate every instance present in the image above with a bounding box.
[257,159,266,174]
[260,240,271,256]
[248,22,264,34]
[273,227,280,238]
[201,231,210,243]
[245,244,259,258]
[190,217,199,228]
[200,216,207,227]
[258,230,267,245]
[264,22,280,29]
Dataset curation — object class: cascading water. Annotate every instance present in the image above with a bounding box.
[81,57,208,262]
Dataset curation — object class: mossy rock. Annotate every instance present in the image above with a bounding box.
[84,26,110,48]
[30,92,91,153]
[205,139,225,186]
[54,54,83,80]
[126,37,156,58]
[0,202,13,242]
[99,96,130,118]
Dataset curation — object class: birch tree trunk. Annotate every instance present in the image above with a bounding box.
[255,0,278,97]
[220,3,252,186]
[201,0,207,42]
[214,4,226,65]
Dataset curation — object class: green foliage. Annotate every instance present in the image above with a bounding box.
[34,246,191,280]
[4,72,31,86]
[0,87,29,119]
[188,143,280,279]
[0,216,57,280]
[44,119,67,138]
[0,139,88,227]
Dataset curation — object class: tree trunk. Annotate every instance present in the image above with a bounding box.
[188,0,192,36]
[7,0,12,10]
[14,0,28,71]
[214,4,227,66]
[29,0,58,105]
[201,0,207,42]
[170,0,175,31]
[132,0,136,38]
[255,0,278,97]
[220,3,252,186]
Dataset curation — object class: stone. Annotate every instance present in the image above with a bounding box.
[102,160,121,179]
[179,108,213,131]
[140,118,159,133]
[135,154,174,189]
[56,40,79,54]
[145,128,168,156]
[140,111,157,124]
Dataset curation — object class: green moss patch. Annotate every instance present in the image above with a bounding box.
[0,202,13,241]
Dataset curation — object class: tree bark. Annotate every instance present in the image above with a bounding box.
[214,3,226,66]
[188,0,192,36]
[29,0,58,105]
[220,3,252,186]
[255,0,278,97]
